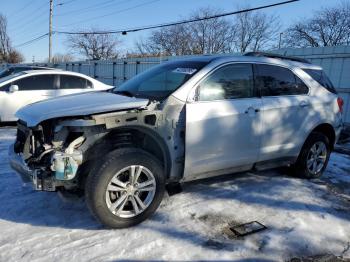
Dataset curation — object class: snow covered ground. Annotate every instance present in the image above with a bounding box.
[0,127,349,261]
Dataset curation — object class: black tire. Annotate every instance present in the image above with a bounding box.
[293,132,331,179]
[85,148,165,228]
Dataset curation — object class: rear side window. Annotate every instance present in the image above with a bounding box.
[13,75,56,91]
[59,75,92,89]
[255,64,309,96]
[303,69,337,94]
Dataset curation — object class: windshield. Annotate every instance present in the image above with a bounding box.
[0,72,25,85]
[0,68,13,78]
[0,67,39,79]
[113,61,209,100]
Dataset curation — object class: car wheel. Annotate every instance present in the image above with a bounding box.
[293,132,331,179]
[85,148,165,228]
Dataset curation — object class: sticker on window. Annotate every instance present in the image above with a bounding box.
[172,68,197,75]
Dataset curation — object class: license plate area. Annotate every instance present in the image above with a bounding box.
[31,171,56,191]
[32,171,42,191]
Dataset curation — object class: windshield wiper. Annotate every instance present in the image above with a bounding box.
[114,90,135,97]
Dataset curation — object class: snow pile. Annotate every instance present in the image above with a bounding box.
[0,128,349,261]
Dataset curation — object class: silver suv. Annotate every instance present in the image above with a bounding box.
[9,53,344,228]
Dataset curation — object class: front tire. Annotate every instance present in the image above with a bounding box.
[85,148,165,228]
[293,132,331,179]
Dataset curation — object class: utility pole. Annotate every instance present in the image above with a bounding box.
[49,0,53,63]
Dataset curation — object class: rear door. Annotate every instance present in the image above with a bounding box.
[254,64,310,161]
[185,63,262,177]
[57,74,93,96]
[1,74,57,121]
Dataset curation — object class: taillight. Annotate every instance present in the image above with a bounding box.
[337,97,344,113]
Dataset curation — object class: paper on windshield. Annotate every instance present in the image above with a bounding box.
[172,68,197,75]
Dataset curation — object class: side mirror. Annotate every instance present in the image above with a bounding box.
[8,85,19,93]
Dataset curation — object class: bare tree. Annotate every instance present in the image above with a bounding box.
[67,29,121,60]
[135,7,280,56]
[135,24,192,56]
[0,14,11,60]
[45,53,74,63]
[135,7,236,56]
[188,8,236,54]
[0,14,24,63]
[6,50,24,63]
[283,2,350,47]
[234,9,281,52]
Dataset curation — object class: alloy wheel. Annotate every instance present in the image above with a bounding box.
[306,141,327,175]
[105,165,156,218]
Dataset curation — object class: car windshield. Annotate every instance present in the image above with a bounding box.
[0,67,42,79]
[113,60,209,100]
[0,68,13,78]
[0,72,25,85]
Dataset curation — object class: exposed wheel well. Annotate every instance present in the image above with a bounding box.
[82,127,171,179]
[310,123,336,149]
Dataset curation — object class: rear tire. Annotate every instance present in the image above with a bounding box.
[293,132,331,179]
[85,148,165,228]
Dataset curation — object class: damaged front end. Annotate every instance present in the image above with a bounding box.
[10,94,187,193]
[9,120,85,191]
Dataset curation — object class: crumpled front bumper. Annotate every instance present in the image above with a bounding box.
[8,143,55,191]
[8,144,33,184]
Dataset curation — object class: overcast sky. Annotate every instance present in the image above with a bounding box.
[1,0,346,62]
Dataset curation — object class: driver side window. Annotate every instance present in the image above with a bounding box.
[197,63,254,101]
[13,75,56,91]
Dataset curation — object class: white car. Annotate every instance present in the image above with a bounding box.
[0,70,113,122]
[9,53,343,228]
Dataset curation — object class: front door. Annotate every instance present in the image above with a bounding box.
[184,63,262,177]
[1,74,58,121]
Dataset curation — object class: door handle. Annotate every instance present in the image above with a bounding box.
[299,101,310,108]
[245,107,260,114]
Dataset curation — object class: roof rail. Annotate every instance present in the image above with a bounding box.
[244,52,311,64]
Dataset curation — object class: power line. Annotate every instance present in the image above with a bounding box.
[56,0,299,35]
[56,0,161,28]
[9,1,47,30]
[9,1,49,48]
[56,0,79,6]
[12,19,49,47]
[13,0,299,49]
[10,9,49,35]
[14,33,50,48]
[54,0,130,17]
[7,0,39,18]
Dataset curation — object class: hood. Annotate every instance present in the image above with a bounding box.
[16,91,149,127]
